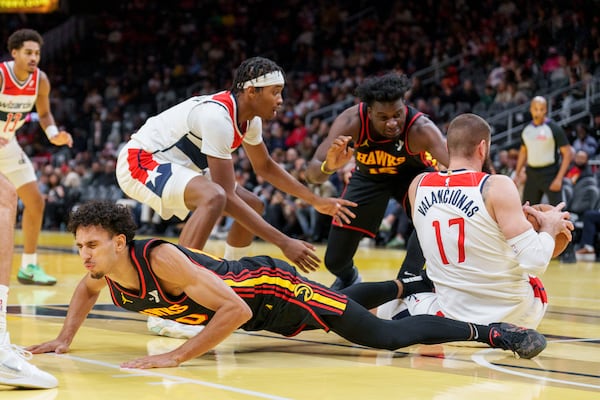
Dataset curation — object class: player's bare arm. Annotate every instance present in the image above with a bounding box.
[244,141,357,224]
[208,154,321,272]
[27,274,105,354]
[119,244,252,368]
[513,145,528,185]
[406,118,449,169]
[306,105,361,184]
[483,174,533,240]
[550,144,574,191]
[36,71,73,147]
[209,153,322,272]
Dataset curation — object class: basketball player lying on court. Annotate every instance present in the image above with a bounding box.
[27,201,547,369]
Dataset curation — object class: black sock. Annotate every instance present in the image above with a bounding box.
[470,323,492,345]
[396,230,426,278]
[400,270,434,297]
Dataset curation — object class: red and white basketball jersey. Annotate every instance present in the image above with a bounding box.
[0,61,39,140]
[129,91,262,168]
[413,169,536,323]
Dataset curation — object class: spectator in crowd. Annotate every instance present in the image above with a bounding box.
[454,79,480,107]
[378,200,412,249]
[575,209,600,259]
[495,149,512,176]
[571,123,598,157]
[43,172,67,230]
[565,150,594,184]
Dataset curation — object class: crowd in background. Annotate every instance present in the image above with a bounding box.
[2,0,600,247]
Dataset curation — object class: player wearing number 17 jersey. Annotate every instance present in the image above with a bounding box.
[0,29,73,286]
[406,114,573,329]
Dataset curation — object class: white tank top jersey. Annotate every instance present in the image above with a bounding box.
[413,169,536,323]
[129,90,263,171]
[0,61,40,141]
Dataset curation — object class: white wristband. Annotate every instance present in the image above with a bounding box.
[45,125,59,139]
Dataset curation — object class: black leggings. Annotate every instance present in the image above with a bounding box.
[323,299,476,351]
[324,227,426,281]
[340,280,399,309]
[396,230,426,278]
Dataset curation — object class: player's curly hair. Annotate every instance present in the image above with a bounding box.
[354,73,411,106]
[67,200,137,244]
[231,56,285,94]
[7,29,43,52]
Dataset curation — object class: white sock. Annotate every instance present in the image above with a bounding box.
[0,285,8,335]
[223,243,252,260]
[21,253,37,270]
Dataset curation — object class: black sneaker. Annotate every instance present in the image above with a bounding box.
[330,266,362,291]
[488,322,547,359]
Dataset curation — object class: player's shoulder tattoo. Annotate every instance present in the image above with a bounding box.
[481,173,496,203]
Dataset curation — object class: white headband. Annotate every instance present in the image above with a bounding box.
[242,71,285,89]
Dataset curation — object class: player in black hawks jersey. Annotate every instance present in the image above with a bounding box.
[306,73,449,289]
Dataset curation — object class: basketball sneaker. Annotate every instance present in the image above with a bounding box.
[330,266,362,291]
[0,332,58,389]
[147,316,205,339]
[17,264,57,286]
[488,323,547,359]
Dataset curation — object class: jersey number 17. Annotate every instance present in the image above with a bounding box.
[3,112,23,133]
[432,217,465,265]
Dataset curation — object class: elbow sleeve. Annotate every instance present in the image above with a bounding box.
[507,229,554,275]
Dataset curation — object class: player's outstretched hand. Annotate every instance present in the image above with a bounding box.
[27,339,70,355]
[281,239,321,273]
[312,196,357,225]
[324,135,354,171]
[49,130,73,148]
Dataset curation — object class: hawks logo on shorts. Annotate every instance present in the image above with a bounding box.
[127,148,173,196]
[293,284,314,302]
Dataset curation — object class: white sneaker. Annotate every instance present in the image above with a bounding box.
[147,316,205,339]
[0,332,58,389]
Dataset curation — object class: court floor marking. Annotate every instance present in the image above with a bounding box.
[472,345,600,391]
[52,353,293,400]
[550,296,600,304]
[550,337,600,343]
